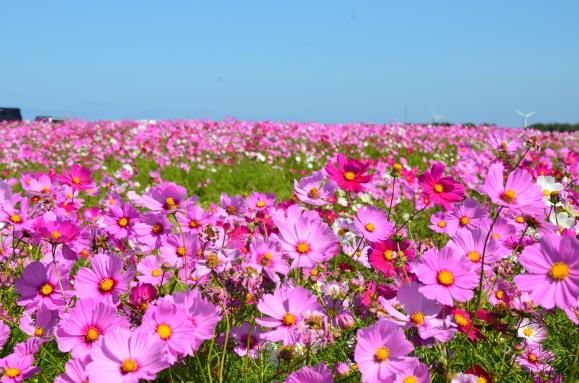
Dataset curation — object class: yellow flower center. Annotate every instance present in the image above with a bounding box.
[51,230,61,240]
[434,183,444,193]
[308,187,320,199]
[85,327,100,342]
[467,251,481,263]
[296,242,309,254]
[282,313,296,326]
[177,247,186,257]
[99,278,115,292]
[39,283,54,296]
[151,269,162,277]
[374,347,390,362]
[515,215,524,223]
[492,233,500,239]
[41,186,50,194]
[260,252,273,266]
[152,223,163,234]
[189,219,200,228]
[549,262,569,281]
[118,217,129,227]
[121,359,138,374]
[410,312,424,326]
[454,314,469,327]
[4,368,20,378]
[165,197,176,208]
[256,200,266,208]
[528,353,537,362]
[437,220,447,228]
[207,253,220,268]
[344,171,356,181]
[365,223,375,232]
[383,249,394,261]
[437,270,454,286]
[523,327,533,337]
[72,177,81,184]
[478,377,488,383]
[156,323,172,339]
[500,189,516,204]
[543,189,551,197]
[34,327,44,337]
[226,205,237,215]
[459,216,470,226]
[9,214,22,223]
[403,376,418,383]
[495,290,504,300]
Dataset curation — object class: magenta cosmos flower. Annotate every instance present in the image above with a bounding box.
[325,153,373,193]
[247,235,289,283]
[274,205,338,269]
[246,192,275,212]
[418,163,465,211]
[256,286,323,345]
[514,234,578,310]
[170,289,221,354]
[141,300,197,363]
[294,171,337,206]
[87,327,169,383]
[138,182,188,212]
[416,246,479,306]
[369,239,415,277]
[15,261,70,311]
[285,363,334,383]
[33,215,80,244]
[74,253,134,305]
[56,298,129,358]
[354,320,415,383]
[482,163,544,216]
[0,353,39,383]
[354,206,394,243]
[57,164,93,191]
[103,202,140,240]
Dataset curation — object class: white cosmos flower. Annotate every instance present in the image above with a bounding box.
[517,318,546,344]
[536,176,563,206]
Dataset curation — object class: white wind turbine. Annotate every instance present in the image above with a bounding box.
[516,110,535,128]
[431,109,445,124]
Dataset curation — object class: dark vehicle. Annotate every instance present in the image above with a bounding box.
[0,107,22,121]
[35,116,65,123]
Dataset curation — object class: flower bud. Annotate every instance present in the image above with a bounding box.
[335,362,352,377]
[335,310,356,330]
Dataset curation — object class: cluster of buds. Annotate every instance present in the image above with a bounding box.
[526,135,538,150]
[549,190,560,205]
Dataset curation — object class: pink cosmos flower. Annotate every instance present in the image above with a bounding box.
[129,283,158,311]
[482,163,544,217]
[451,373,479,383]
[141,300,197,363]
[15,261,70,311]
[87,327,170,383]
[0,353,39,383]
[488,130,522,153]
[136,255,165,286]
[54,357,90,383]
[418,163,465,210]
[445,199,488,236]
[429,211,449,234]
[25,174,54,196]
[0,322,9,350]
[159,233,198,267]
[33,215,80,244]
[247,235,289,282]
[392,360,430,383]
[354,206,394,243]
[294,171,337,206]
[354,320,415,383]
[19,304,59,342]
[0,199,32,232]
[58,164,93,191]
[230,323,263,359]
[138,182,188,212]
[515,343,554,373]
[134,213,172,250]
[416,246,479,306]
[216,193,247,224]
[273,205,338,269]
[176,203,214,233]
[246,192,275,212]
[514,234,578,310]
[103,202,140,240]
[517,318,547,344]
[325,153,373,193]
[170,289,221,354]
[74,253,134,305]
[285,363,334,383]
[256,286,323,345]
[447,229,504,272]
[56,298,129,358]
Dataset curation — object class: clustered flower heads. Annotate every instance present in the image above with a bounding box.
[0,120,577,383]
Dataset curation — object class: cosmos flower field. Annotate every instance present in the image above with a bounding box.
[0,120,577,383]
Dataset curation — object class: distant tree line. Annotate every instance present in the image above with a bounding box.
[528,123,579,132]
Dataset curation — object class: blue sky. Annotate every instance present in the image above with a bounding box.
[1,1,578,126]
